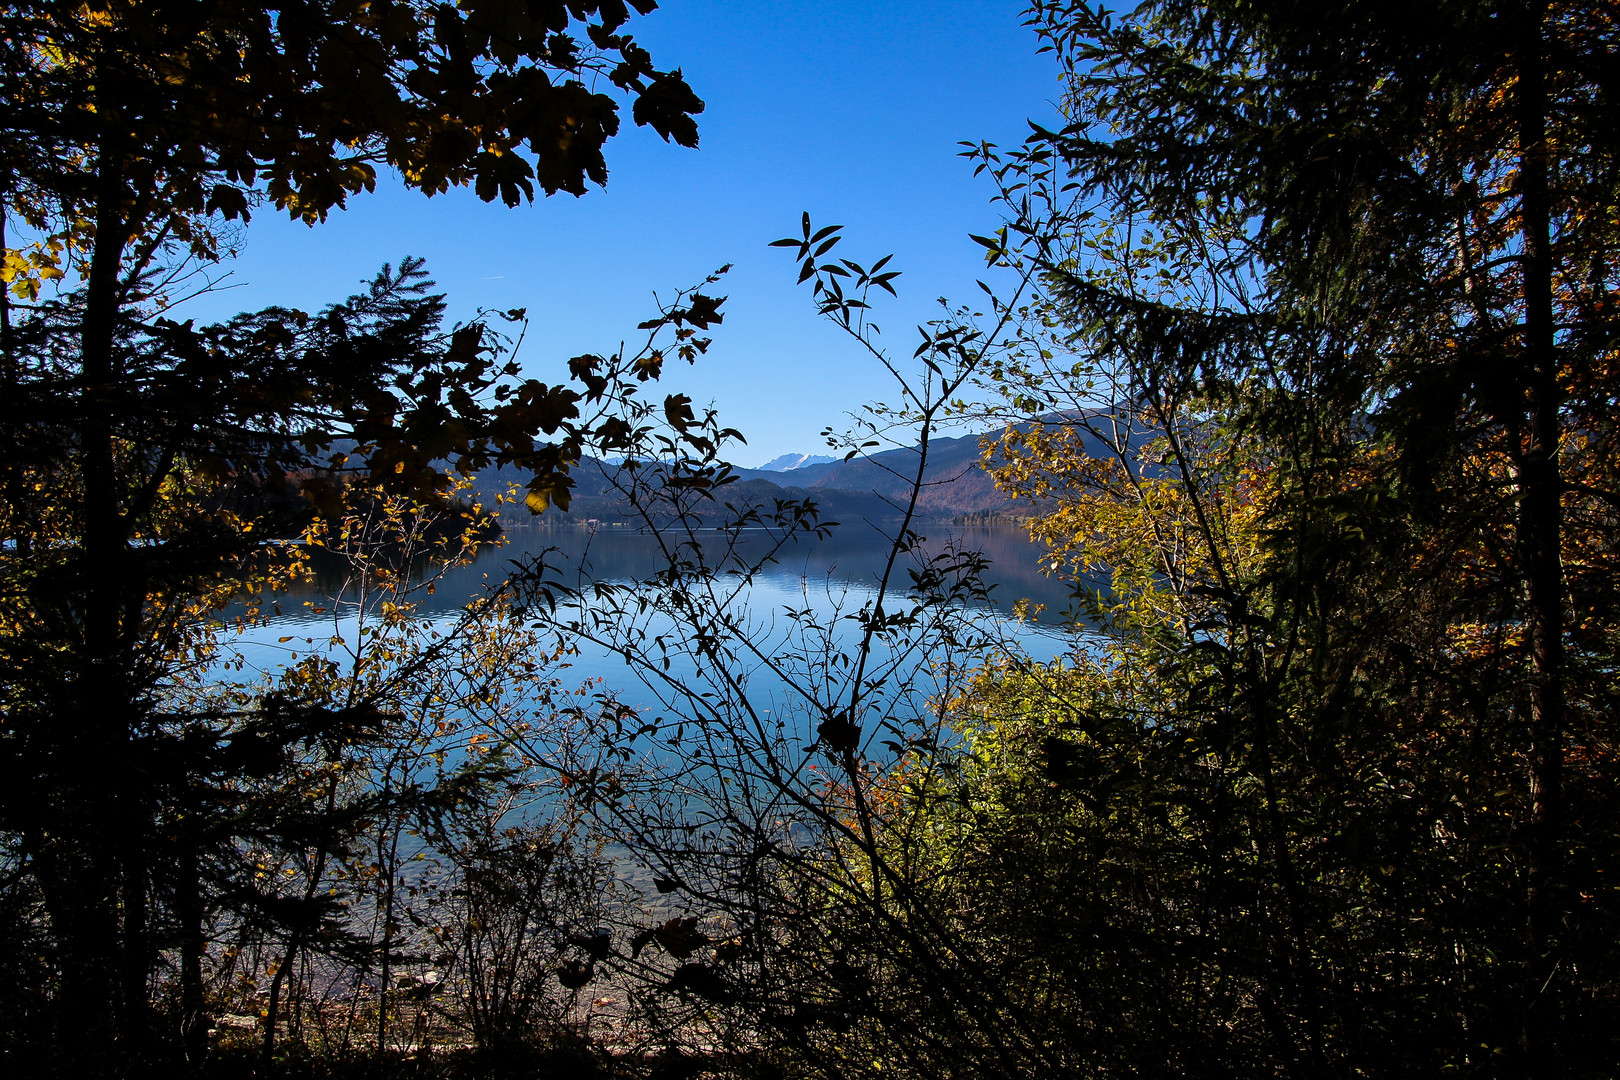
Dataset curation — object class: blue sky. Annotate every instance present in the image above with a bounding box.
[180,1,1063,467]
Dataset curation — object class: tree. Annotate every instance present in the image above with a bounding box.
[435,215,1103,1079]
[943,0,1619,1072]
[0,1,705,1072]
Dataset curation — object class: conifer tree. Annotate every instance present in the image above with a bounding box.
[959,0,1619,1070]
[0,2,705,1071]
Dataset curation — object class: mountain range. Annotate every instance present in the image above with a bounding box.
[472,422,1118,527]
[754,453,838,472]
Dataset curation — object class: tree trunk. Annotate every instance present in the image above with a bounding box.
[178,846,208,1063]
[65,85,144,1071]
[1515,1,1567,1068]
[35,837,124,1075]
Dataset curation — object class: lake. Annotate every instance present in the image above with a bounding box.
[209,520,1096,903]
[215,522,1089,745]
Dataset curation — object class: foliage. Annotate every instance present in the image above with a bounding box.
[4,1,1617,1077]
[895,0,1620,1074]
[414,214,1095,1080]
[517,3,1615,1076]
[0,1,706,1074]
[2,0,701,248]
[174,490,619,1070]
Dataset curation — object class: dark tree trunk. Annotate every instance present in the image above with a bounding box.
[1516,0,1564,953]
[36,835,124,1075]
[1514,1,1567,1069]
[177,847,208,1064]
[62,86,145,1072]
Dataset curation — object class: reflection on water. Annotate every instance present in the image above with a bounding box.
[219,524,1090,702]
[275,523,1088,625]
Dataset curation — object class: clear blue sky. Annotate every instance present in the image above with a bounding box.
[179,1,1063,467]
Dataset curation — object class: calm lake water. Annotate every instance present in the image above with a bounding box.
[218,523,1089,722]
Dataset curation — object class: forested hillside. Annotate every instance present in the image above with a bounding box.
[467,427,1045,525]
[2,2,1615,1078]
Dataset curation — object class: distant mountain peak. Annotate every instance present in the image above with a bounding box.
[756,453,838,472]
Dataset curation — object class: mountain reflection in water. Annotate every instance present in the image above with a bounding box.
[222,524,1087,699]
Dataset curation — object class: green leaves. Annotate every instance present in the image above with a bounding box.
[969,227,1010,265]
